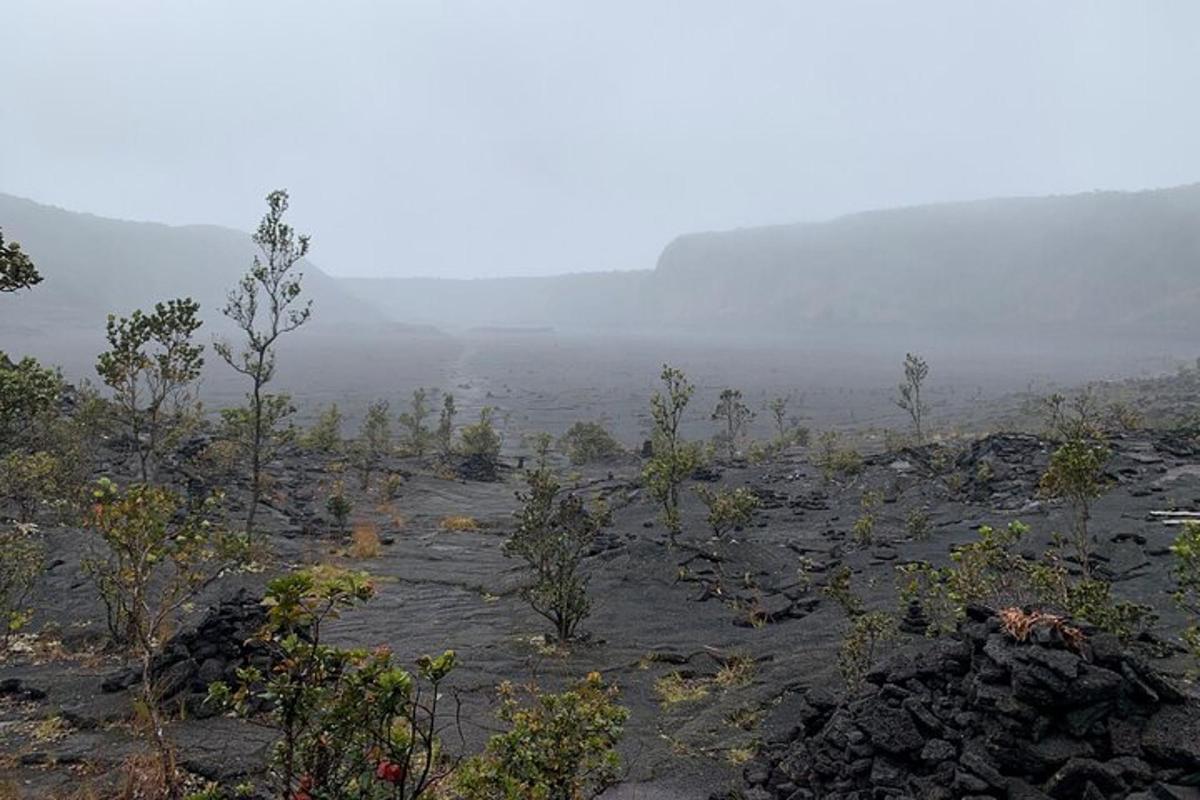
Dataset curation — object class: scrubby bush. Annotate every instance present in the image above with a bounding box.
[905,507,932,540]
[460,406,502,460]
[215,190,311,535]
[897,521,1150,640]
[1170,521,1200,664]
[0,450,60,522]
[0,523,44,651]
[505,469,606,642]
[0,354,62,452]
[852,489,882,546]
[455,673,628,800]
[207,567,458,800]
[814,431,863,481]
[1039,391,1111,578]
[522,431,555,470]
[300,403,343,453]
[325,482,353,533]
[767,395,808,449]
[644,365,700,540]
[84,480,248,794]
[823,567,896,691]
[398,387,435,457]
[560,421,623,465]
[695,486,758,540]
[435,393,457,460]
[712,388,754,461]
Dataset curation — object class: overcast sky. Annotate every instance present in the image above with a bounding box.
[3,1,1199,279]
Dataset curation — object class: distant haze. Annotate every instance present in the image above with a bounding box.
[3,1,1200,279]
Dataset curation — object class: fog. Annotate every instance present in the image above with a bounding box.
[3,1,1200,279]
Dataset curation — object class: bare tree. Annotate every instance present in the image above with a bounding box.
[215,190,311,535]
[895,353,929,443]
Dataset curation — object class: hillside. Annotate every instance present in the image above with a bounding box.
[0,193,384,335]
[343,184,1200,346]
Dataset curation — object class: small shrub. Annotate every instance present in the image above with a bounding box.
[815,431,862,481]
[0,450,60,521]
[712,388,754,460]
[653,672,710,706]
[460,406,502,460]
[455,673,627,800]
[905,507,932,540]
[325,483,352,533]
[695,486,758,540]
[0,523,44,651]
[1171,521,1200,664]
[523,431,555,469]
[382,472,404,500]
[852,490,882,546]
[894,352,930,444]
[398,387,434,456]
[560,421,623,465]
[838,611,897,693]
[300,403,342,453]
[644,365,698,539]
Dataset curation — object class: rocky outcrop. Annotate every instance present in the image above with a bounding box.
[740,607,1200,800]
[102,590,268,717]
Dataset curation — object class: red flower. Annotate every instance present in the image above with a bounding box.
[375,759,405,784]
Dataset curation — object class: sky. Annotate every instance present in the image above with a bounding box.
[2,1,1199,279]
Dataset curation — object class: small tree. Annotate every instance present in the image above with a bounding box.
[1039,393,1110,578]
[712,388,754,460]
[326,481,352,534]
[300,403,343,453]
[455,673,628,800]
[504,469,605,642]
[215,189,312,535]
[766,394,808,449]
[0,355,62,452]
[1170,521,1200,663]
[435,393,457,461]
[351,399,393,488]
[560,421,623,465]
[460,407,502,461]
[644,365,699,540]
[84,480,247,797]
[0,450,60,522]
[208,567,458,800]
[398,388,435,457]
[522,431,555,470]
[852,489,882,546]
[695,486,758,540]
[0,229,42,294]
[96,299,205,482]
[894,353,929,444]
[0,523,44,651]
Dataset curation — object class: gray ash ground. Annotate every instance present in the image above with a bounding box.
[3,420,1200,798]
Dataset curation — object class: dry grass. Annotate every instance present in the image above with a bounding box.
[439,515,480,532]
[349,522,382,559]
[714,653,756,689]
[653,672,710,707]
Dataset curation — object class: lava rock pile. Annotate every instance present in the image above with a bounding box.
[739,606,1200,800]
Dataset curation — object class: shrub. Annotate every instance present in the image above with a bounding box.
[84,480,248,794]
[0,523,44,651]
[455,673,627,800]
[695,486,758,540]
[0,354,62,452]
[505,469,606,642]
[440,515,479,532]
[95,298,204,481]
[349,522,381,559]
[300,403,342,453]
[1170,521,1200,663]
[325,483,352,534]
[218,394,297,536]
[435,393,457,460]
[839,611,897,693]
[644,365,699,539]
[398,387,435,457]
[905,507,932,540]
[815,431,863,481]
[208,567,457,800]
[522,431,555,469]
[1039,434,1110,578]
[766,395,808,449]
[560,421,623,465]
[852,490,882,546]
[382,472,404,500]
[712,388,754,461]
[460,407,502,460]
[0,450,60,522]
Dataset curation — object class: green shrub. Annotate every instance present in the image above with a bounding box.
[815,431,862,480]
[0,450,60,522]
[895,352,930,444]
[905,507,932,540]
[325,483,353,533]
[852,490,882,546]
[0,524,43,650]
[455,673,628,800]
[398,387,435,457]
[560,421,623,465]
[208,567,457,800]
[712,388,754,461]
[460,407,502,460]
[1171,521,1200,664]
[695,486,758,540]
[644,365,699,539]
[300,403,343,453]
[0,354,62,452]
[505,469,606,641]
